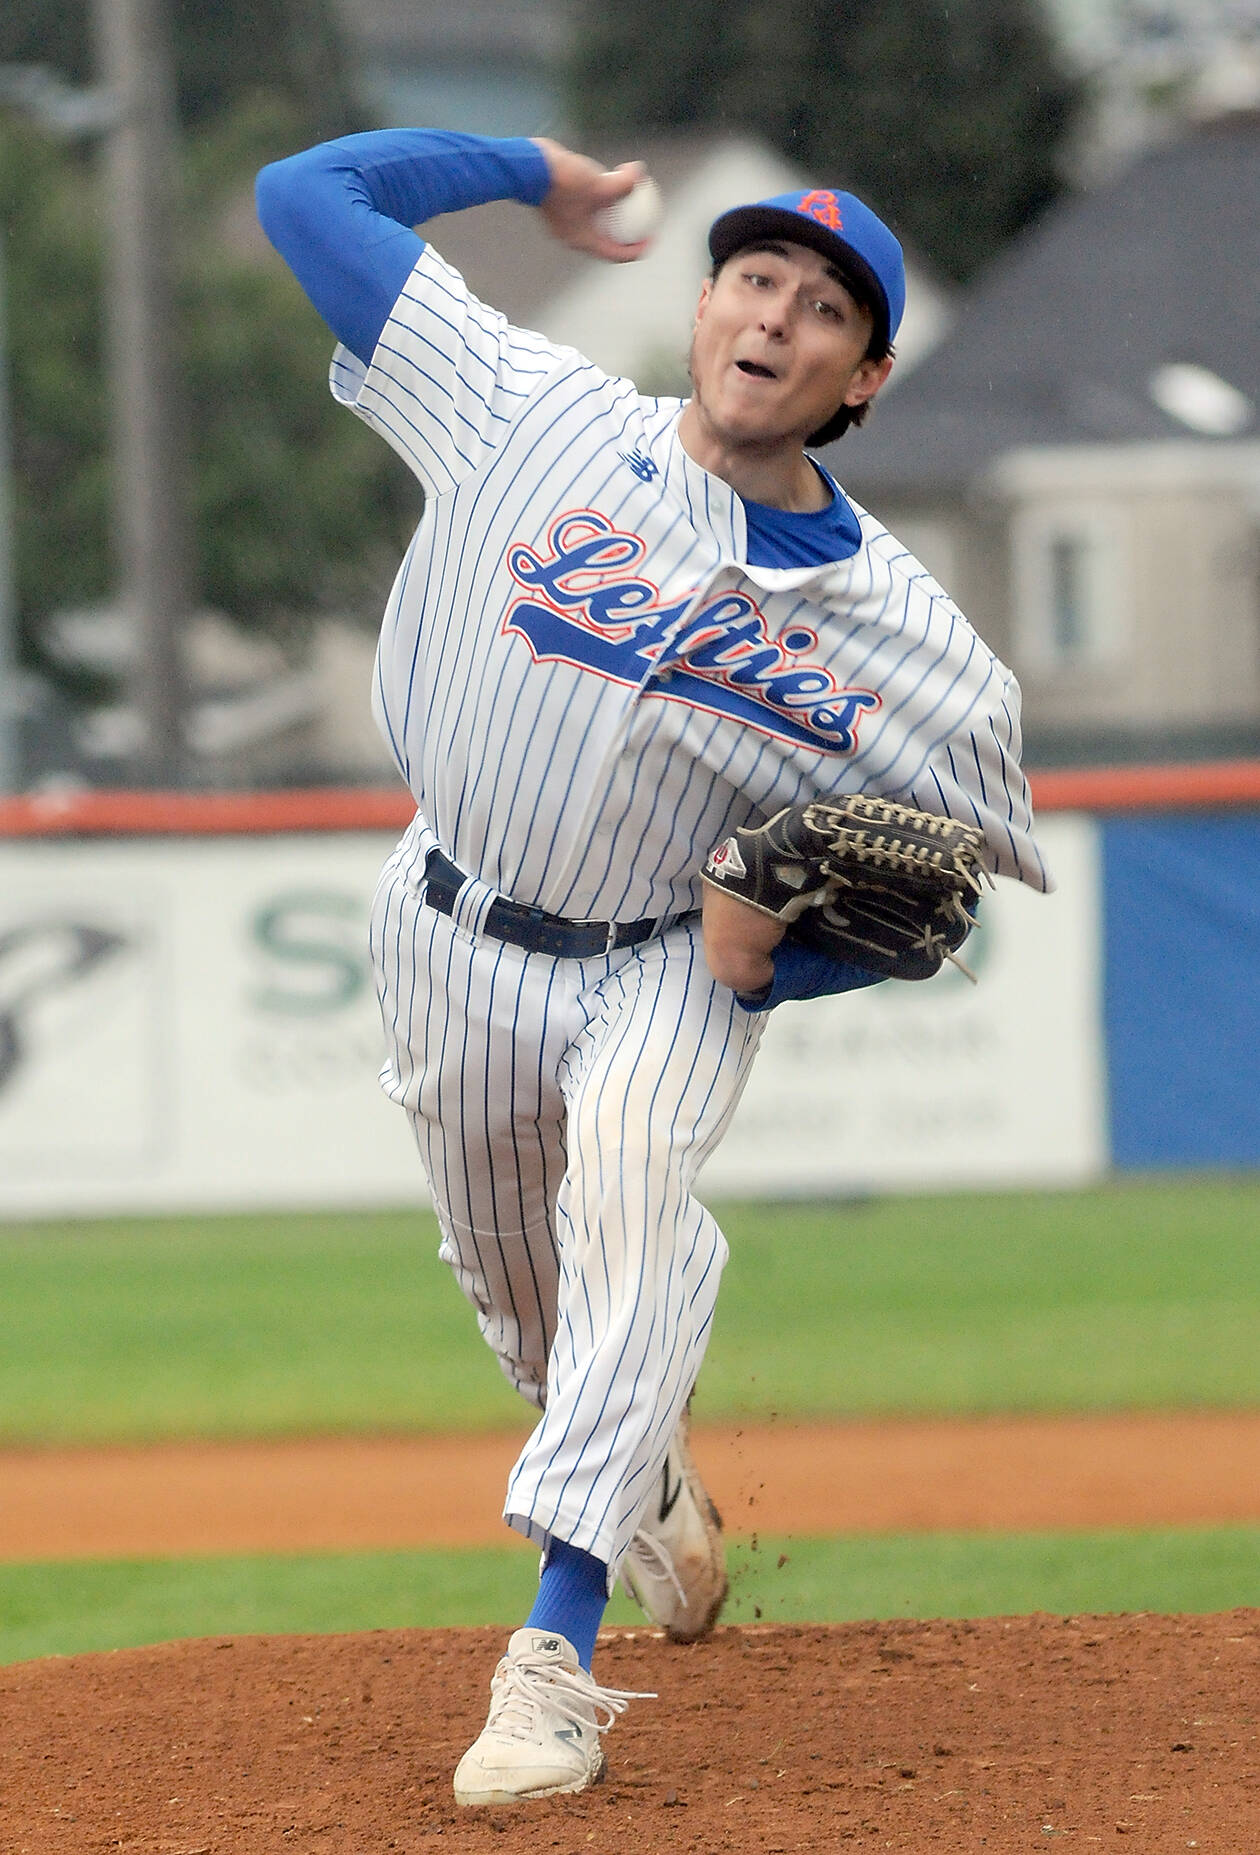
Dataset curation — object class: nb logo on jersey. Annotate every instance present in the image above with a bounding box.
[798,189,844,232]
[618,447,658,482]
[502,510,880,756]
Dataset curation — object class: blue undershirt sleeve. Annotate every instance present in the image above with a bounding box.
[733,936,887,1013]
[255,129,553,367]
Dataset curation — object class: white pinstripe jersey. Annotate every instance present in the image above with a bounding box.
[332,245,1052,920]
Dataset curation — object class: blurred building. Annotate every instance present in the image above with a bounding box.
[27,606,395,789]
[334,0,567,135]
[1046,0,1260,178]
[833,110,1260,767]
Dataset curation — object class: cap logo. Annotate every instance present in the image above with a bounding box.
[798,189,844,232]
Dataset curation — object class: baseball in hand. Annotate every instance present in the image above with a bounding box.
[594,175,663,245]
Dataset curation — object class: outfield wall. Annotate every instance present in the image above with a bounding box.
[1,768,1256,1216]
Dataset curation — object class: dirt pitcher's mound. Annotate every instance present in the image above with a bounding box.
[3,1613,1256,1853]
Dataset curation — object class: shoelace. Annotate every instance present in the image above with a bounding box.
[623,1529,689,1611]
[491,1652,655,1743]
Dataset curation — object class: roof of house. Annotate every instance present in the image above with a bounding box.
[833,111,1260,497]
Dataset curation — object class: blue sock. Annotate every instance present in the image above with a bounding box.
[525,1538,609,1670]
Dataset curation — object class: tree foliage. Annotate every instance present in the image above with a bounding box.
[0,122,109,663]
[1,100,417,683]
[567,0,1085,281]
[0,0,360,139]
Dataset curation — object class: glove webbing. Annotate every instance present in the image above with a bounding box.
[813,886,983,983]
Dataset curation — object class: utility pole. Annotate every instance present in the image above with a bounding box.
[92,0,192,785]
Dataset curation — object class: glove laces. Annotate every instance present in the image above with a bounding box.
[923,897,984,983]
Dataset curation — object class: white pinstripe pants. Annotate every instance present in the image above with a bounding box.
[370,853,763,1580]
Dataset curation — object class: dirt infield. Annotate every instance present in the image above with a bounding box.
[4,1414,1259,1850]
[2,1612,1257,1852]
[5,1410,1260,1561]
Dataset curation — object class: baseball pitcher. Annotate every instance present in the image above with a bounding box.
[256,127,1051,1805]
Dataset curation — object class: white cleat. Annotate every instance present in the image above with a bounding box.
[453,1627,650,1805]
[623,1414,728,1642]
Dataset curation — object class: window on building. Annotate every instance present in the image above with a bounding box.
[1012,507,1128,673]
[1047,532,1090,658]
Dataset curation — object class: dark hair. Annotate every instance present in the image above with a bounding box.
[809,334,893,444]
[707,249,892,446]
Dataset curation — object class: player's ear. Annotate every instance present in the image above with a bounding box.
[694,276,714,323]
[842,352,894,409]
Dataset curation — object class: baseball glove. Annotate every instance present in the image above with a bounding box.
[701,796,991,982]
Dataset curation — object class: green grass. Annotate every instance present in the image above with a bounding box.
[706,1178,1260,1418]
[2,1526,1256,1667]
[2,1182,1255,1664]
[1,1178,1257,1443]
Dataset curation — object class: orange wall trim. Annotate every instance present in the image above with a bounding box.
[1027,759,1260,814]
[3,761,1260,838]
[0,786,417,839]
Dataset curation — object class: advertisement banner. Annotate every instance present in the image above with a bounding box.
[0,813,1104,1218]
[0,835,422,1216]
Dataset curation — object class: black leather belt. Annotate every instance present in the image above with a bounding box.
[423,848,686,959]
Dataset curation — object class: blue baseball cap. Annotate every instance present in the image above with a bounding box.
[708,187,906,353]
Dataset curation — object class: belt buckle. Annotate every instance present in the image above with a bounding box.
[605,919,619,955]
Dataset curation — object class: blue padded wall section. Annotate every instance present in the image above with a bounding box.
[1102,812,1260,1166]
